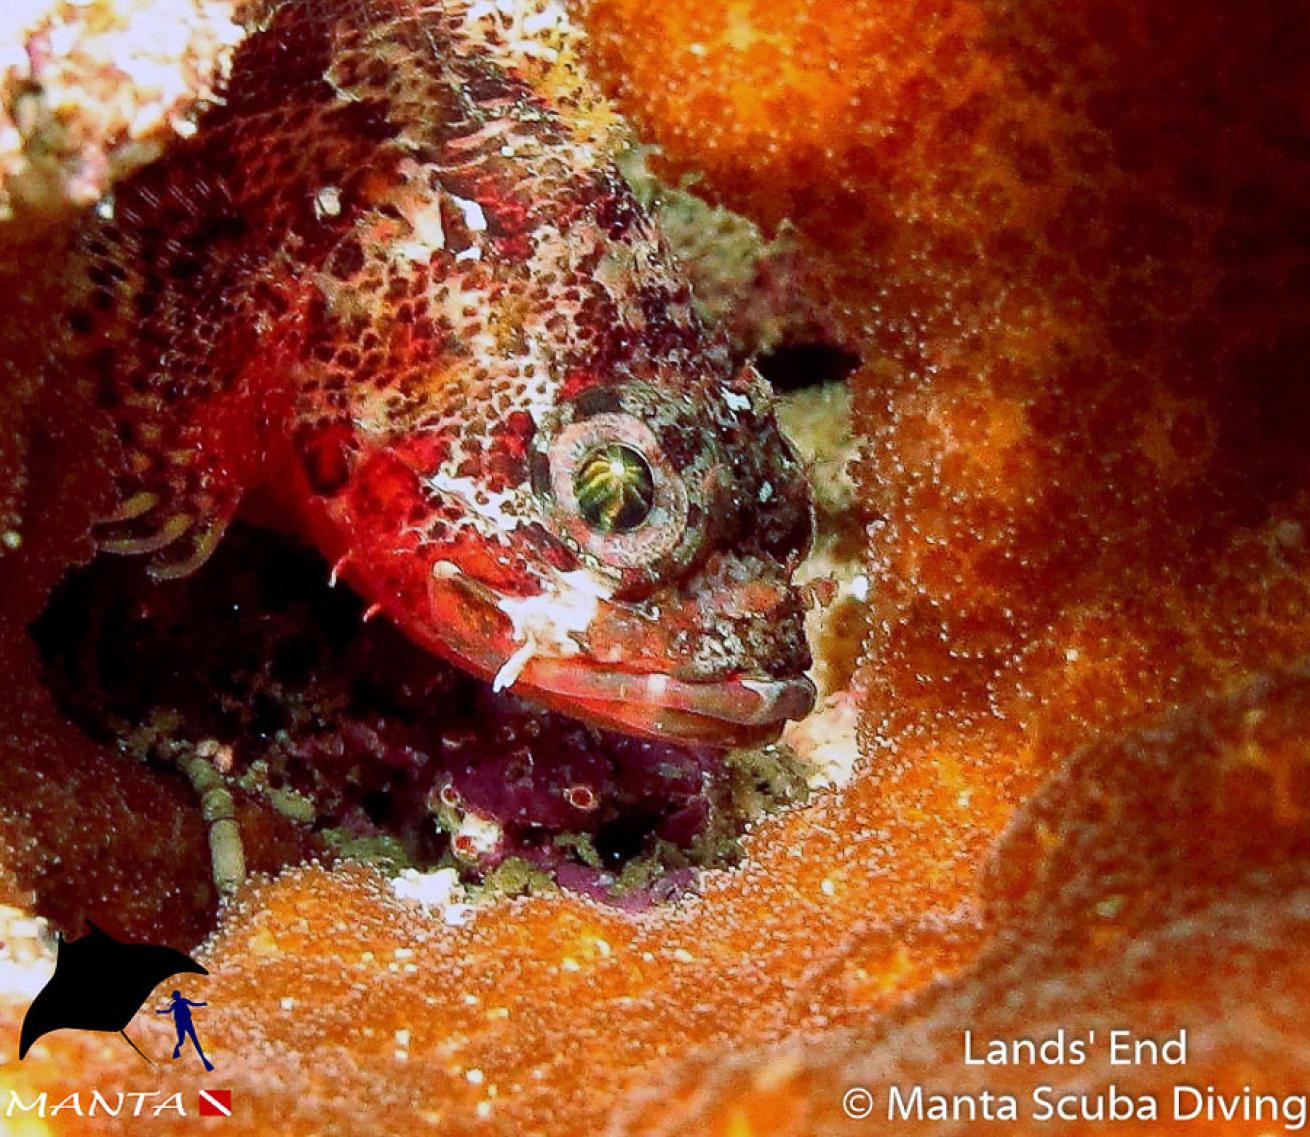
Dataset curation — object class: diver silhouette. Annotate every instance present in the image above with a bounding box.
[156,990,214,1071]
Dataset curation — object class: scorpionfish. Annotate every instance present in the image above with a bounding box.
[63,0,815,745]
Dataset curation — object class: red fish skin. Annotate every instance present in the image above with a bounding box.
[65,0,815,745]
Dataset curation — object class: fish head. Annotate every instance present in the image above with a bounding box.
[492,359,816,744]
[289,162,816,745]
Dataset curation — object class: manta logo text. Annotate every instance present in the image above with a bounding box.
[2,1090,200,1118]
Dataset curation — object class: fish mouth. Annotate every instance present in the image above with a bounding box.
[511,658,817,746]
[419,568,815,745]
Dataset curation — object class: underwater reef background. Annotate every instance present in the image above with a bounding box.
[2,0,1310,1133]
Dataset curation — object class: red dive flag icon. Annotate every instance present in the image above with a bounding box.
[198,1089,232,1117]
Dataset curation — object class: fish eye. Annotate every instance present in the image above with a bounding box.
[574,444,654,534]
[541,411,692,574]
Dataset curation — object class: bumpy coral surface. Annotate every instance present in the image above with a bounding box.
[614,663,1310,1135]
[1,0,1309,1133]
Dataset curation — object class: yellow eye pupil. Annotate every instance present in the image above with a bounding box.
[574,444,654,533]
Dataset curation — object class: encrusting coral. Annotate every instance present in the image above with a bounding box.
[613,662,1310,1135]
[2,0,1309,1133]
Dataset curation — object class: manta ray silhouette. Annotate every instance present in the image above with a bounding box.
[19,921,207,1064]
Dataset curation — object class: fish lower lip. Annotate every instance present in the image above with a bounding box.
[517,658,817,743]
[425,572,815,741]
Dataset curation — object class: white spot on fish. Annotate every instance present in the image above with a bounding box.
[492,635,537,691]
[450,194,488,232]
[314,185,342,218]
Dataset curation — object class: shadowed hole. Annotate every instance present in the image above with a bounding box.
[30,524,812,917]
[756,342,862,393]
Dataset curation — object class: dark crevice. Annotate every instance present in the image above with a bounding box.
[30,523,809,910]
[756,341,862,393]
